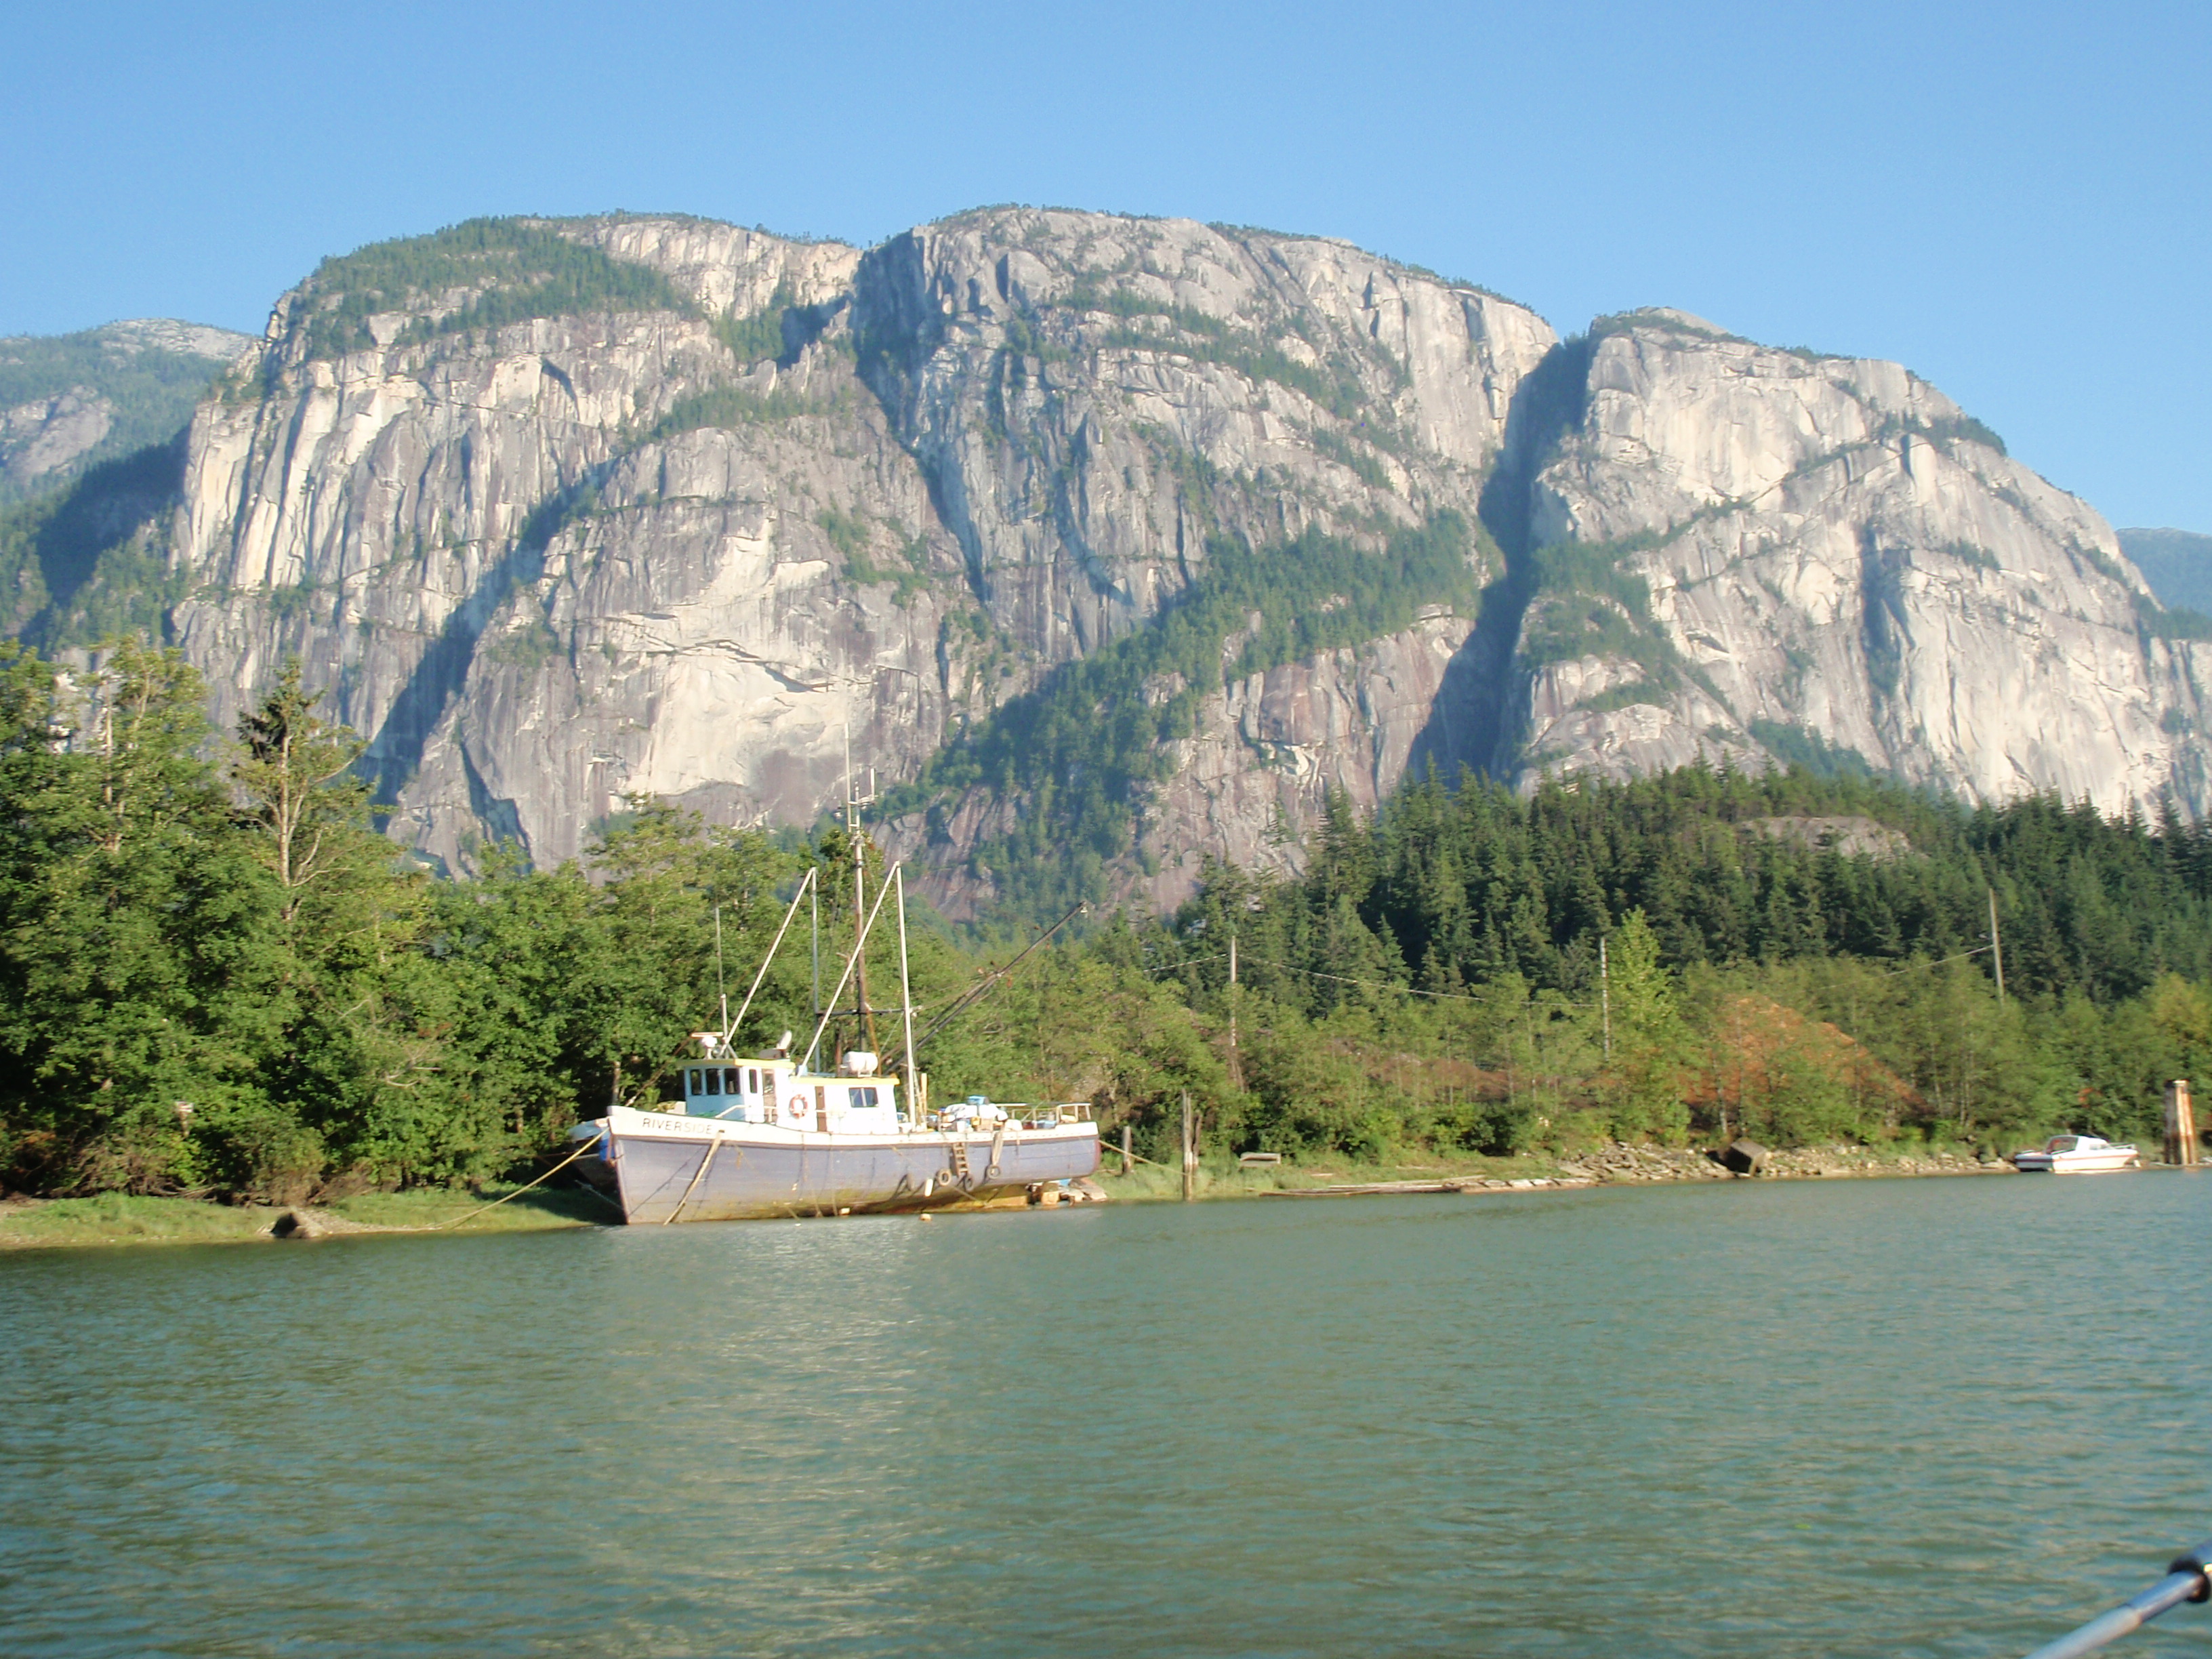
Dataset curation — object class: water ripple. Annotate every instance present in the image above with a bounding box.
[4,1174,2210,1656]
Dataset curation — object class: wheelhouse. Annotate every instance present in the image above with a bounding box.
[680,1062,773,1121]
[675,1061,904,1134]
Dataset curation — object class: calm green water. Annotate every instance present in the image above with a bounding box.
[5,1174,2211,1658]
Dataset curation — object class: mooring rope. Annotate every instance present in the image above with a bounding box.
[663,1137,720,1225]
[433,1140,597,1231]
[1113,1145,1174,1170]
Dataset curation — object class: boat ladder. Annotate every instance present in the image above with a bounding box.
[947,1139,971,1183]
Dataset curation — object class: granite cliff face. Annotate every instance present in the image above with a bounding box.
[17,213,2205,918]
[1509,311,2209,815]
[158,210,1556,897]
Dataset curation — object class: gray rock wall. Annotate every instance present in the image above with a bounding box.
[1517,314,2208,815]
[163,211,1559,889]
[119,215,2211,914]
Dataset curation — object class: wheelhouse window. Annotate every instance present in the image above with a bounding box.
[687,1069,704,1095]
[722,1068,741,1094]
[849,1086,880,1109]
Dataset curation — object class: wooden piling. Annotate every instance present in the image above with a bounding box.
[1120,1124,1133,1178]
[2165,1080,2198,1166]
[1181,1089,1195,1202]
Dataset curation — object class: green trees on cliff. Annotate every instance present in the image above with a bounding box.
[294,218,695,361]
[884,512,1491,921]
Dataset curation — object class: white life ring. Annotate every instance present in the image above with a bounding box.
[787,1094,809,1122]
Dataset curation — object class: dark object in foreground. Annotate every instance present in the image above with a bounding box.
[1721,1139,1770,1176]
[2021,1536,2211,1659]
[1261,1176,1591,1197]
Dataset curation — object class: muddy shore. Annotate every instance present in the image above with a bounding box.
[0,1140,2039,1251]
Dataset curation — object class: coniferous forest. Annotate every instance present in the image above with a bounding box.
[6,638,2212,1205]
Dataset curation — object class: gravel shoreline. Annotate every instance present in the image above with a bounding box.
[1558,1141,2017,1183]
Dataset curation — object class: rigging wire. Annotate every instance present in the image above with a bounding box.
[880,899,1088,1074]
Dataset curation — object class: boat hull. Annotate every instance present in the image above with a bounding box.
[2011,1150,2141,1174]
[586,1114,1101,1223]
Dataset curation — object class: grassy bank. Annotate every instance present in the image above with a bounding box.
[0,1185,609,1252]
[1090,1149,1582,1202]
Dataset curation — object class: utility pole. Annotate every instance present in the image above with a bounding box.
[1227,930,1244,1092]
[1599,934,1611,1059]
[1988,888,2006,1005]
[714,904,729,1041]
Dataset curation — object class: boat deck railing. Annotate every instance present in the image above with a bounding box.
[922,1103,1093,1132]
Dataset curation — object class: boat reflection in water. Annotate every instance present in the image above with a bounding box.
[2011,1134,2142,1174]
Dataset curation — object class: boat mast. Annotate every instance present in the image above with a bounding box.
[895,865,918,1120]
[800,864,900,1072]
[844,731,880,1056]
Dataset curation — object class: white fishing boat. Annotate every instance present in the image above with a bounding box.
[572,1069,1101,1223]
[2010,1134,2142,1174]
[569,776,1099,1223]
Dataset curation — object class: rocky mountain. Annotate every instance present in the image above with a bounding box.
[0,319,253,501]
[12,210,2207,920]
[1509,312,2210,817]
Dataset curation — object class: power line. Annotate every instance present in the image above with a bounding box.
[1147,951,1590,1007]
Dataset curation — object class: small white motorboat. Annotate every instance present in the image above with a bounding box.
[2010,1134,2142,1174]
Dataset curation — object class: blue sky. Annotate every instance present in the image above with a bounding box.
[6,0,2205,529]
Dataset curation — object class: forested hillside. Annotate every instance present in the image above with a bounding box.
[2119,527,2212,615]
[1240,766,2212,1003]
[0,321,249,504]
[4,637,2209,1204]
[1136,768,2212,1155]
